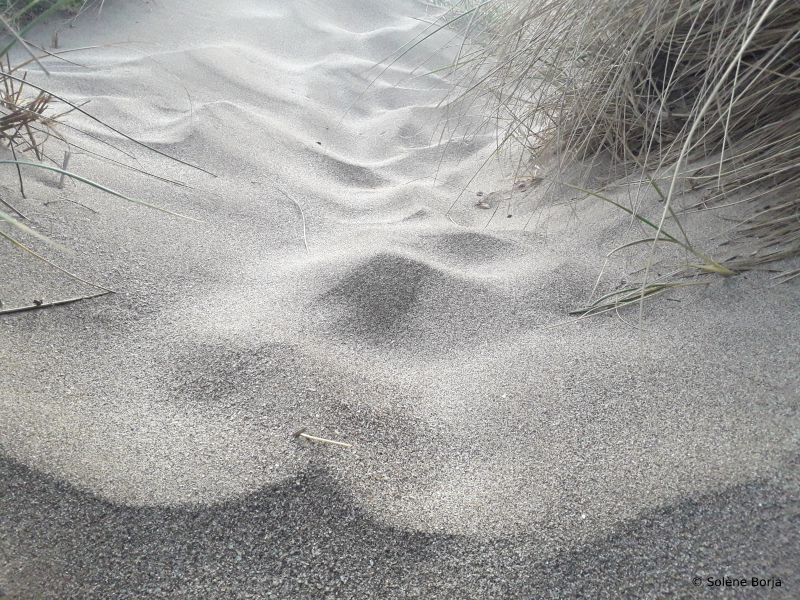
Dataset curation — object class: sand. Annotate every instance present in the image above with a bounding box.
[1,0,798,597]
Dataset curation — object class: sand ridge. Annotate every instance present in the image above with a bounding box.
[0,0,798,597]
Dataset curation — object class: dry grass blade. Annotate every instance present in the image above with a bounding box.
[0,160,202,220]
[0,206,72,252]
[0,228,112,292]
[0,1,210,302]
[1,70,216,176]
[0,13,48,74]
[268,179,309,254]
[569,278,711,316]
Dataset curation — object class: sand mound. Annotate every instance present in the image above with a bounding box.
[0,0,797,597]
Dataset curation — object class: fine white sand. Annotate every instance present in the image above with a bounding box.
[1,0,798,597]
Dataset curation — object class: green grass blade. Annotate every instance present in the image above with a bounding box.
[558,180,683,246]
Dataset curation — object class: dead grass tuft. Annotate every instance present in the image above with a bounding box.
[440,0,800,284]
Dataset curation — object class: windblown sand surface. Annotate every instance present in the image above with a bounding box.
[1,0,799,597]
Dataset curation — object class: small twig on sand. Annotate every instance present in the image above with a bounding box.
[292,427,352,448]
[0,290,112,315]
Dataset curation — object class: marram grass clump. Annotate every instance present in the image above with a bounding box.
[443,0,800,284]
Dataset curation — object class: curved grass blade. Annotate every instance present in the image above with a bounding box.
[607,236,683,257]
[2,0,76,57]
[0,229,113,292]
[0,207,72,253]
[0,13,49,75]
[558,180,683,245]
[559,179,736,275]
[0,160,202,221]
[569,280,711,315]
[0,72,216,177]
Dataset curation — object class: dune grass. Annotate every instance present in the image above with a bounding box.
[433,0,800,307]
[0,0,207,312]
[0,0,85,26]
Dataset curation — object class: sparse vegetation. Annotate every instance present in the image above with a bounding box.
[0,0,85,27]
[0,0,205,312]
[434,0,800,308]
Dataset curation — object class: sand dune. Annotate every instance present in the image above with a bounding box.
[1,0,798,597]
